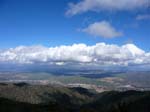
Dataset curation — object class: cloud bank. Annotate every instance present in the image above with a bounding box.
[82,21,122,38]
[0,43,150,67]
[66,0,149,16]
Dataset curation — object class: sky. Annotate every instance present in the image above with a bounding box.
[0,0,150,70]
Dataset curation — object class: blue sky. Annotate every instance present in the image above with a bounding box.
[0,0,150,70]
[0,0,149,51]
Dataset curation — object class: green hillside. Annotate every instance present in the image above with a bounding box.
[0,83,150,112]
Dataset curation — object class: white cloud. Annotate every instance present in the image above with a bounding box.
[0,43,150,67]
[136,14,150,20]
[82,21,122,38]
[66,0,149,16]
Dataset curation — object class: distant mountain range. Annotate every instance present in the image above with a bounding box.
[0,63,149,73]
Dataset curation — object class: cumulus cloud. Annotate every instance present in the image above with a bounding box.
[0,43,150,67]
[66,0,149,16]
[136,14,150,20]
[81,21,123,38]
